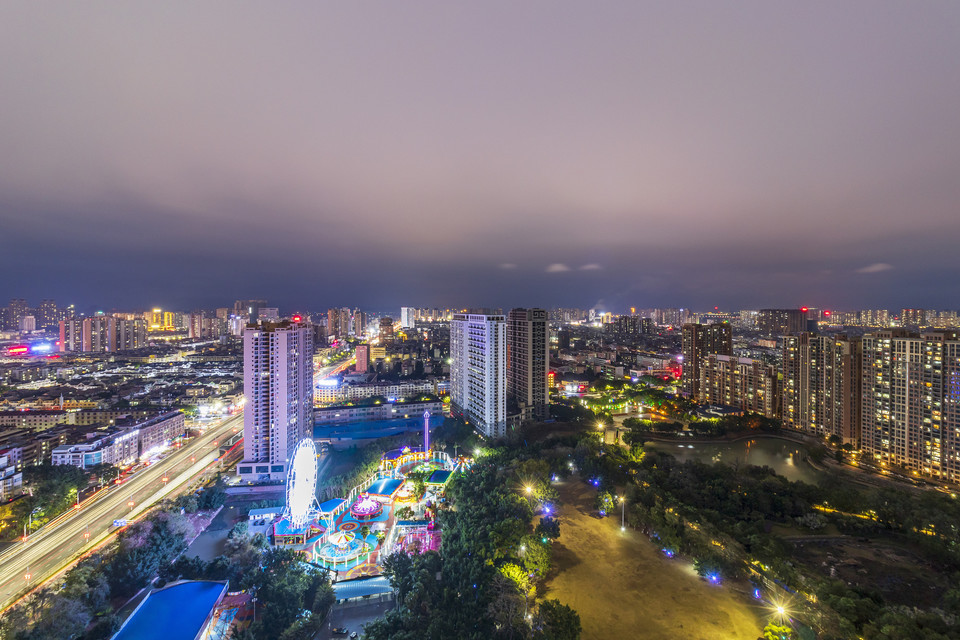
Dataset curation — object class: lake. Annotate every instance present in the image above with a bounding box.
[646,437,824,484]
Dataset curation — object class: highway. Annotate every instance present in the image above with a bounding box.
[0,412,243,612]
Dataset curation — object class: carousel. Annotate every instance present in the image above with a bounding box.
[349,493,384,519]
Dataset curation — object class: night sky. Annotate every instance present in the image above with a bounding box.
[2,3,960,313]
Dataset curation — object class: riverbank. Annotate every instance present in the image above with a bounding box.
[543,479,763,640]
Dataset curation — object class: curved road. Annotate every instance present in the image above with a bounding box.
[0,412,243,612]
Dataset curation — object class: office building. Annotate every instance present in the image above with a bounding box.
[781,333,862,445]
[507,308,550,422]
[451,313,506,438]
[238,319,314,482]
[19,316,36,333]
[699,355,779,418]
[681,323,732,398]
[757,309,808,336]
[861,329,960,481]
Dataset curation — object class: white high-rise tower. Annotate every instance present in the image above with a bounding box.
[451,312,506,438]
[238,318,314,482]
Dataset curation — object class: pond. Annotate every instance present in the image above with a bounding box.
[646,437,824,484]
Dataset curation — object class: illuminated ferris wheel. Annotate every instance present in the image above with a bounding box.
[284,438,319,528]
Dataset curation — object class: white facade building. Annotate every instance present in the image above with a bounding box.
[451,313,506,438]
[238,320,314,482]
[400,307,416,329]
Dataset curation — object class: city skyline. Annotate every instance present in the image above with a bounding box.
[3,3,960,310]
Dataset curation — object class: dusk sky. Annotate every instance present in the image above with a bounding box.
[2,3,960,313]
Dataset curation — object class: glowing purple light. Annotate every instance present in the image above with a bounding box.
[708,574,720,584]
[350,494,383,518]
[754,589,762,600]
[662,549,674,558]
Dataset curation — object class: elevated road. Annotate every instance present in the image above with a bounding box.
[0,412,243,612]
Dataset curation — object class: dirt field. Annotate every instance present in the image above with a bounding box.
[543,480,764,640]
[792,538,946,608]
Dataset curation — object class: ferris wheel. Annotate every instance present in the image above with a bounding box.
[284,438,319,528]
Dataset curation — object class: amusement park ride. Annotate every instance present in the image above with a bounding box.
[270,411,467,576]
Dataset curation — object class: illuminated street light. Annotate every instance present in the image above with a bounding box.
[525,486,533,495]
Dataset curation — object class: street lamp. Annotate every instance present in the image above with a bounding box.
[525,486,533,495]
[775,604,787,624]
[619,496,626,530]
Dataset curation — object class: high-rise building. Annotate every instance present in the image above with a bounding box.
[379,317,395,345]
[117,318,147,350]
[610,315,652,337]
[238,319,314,482]
[59,318,83,352]
[899,308,927,327]
[757,309,807,336]
[861,329,960,480]
[258,307,280,322]
[5,299,28,331]
[699,355,779,417]
[355,344,370,374]
[19,316,36,333]
[188,312,205,339]
[353,309,368,337]
[326,307,353,339]
[781,333,862,445]
[82,316,114,352]
[36,300,58,330]
[235,300,267,324]
[681,323,732,398]
[451,313,506,438]
[145,309,175,331]
[507,308,550,422]
[400,307,416,329]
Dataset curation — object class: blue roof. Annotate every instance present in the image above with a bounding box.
[318,498,346,514]
[366,478,403,497]
[273,517,325,537]
[113,581,226,640]
[333,576,394,600]
[248,507,281,518]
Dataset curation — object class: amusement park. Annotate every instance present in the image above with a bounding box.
[266,411,467,581]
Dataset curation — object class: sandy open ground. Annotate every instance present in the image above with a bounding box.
[543,480,763,640]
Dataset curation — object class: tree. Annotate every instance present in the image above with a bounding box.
[533,599,581,640]
[762,622,795,640]
[535,516,561,541]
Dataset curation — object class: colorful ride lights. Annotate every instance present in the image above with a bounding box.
[350,494,382,519]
